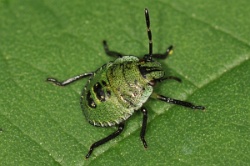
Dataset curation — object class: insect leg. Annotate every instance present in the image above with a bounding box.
[85,123,125,159]
[140,107,148,148]
[46,72,93,86]
[156,76,182,83]
[151,93,205,110]
[151,45,174,59]
[103,40,124,58]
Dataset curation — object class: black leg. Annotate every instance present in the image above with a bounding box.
[46,72,93,86]
[103,40,124,58]
[151,45,174,59]
[86,123,125,159]
[152,93,205,110]
[156,76,182,83]
[140,107,148,148]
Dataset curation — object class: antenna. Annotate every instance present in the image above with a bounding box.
[145,8,153,61]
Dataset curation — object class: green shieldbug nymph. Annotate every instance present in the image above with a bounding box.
[47,8,205,159]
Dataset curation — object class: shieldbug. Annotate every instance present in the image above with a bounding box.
[47,8,205,159]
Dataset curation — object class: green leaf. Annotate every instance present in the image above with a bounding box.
[0,0,249,165]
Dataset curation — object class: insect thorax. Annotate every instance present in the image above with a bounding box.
[81,56,164,127]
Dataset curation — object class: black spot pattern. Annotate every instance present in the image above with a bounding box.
[138,65,161,78]
[87,91,96,108]
[93,82,106,102]
[102,80,107,86]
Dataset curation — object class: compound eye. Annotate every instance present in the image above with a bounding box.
[142,55,153,62]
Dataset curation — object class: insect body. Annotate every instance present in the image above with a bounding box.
[82,56,163,127]
[47,8,205,159]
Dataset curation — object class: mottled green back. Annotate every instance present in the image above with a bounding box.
[80,56,162,127]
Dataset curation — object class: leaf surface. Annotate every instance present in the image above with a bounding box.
[0,0,249,165]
